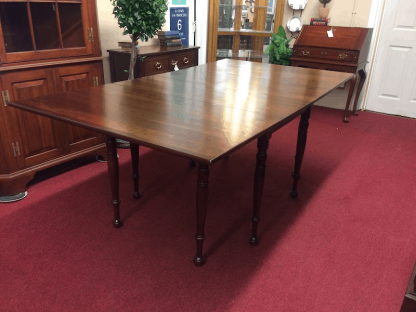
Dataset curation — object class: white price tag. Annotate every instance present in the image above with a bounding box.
[327,30,334,38]
[174,65,179,71]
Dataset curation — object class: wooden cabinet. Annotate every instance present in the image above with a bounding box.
[207,0,285,63]
[290,26,373,122]
[0,0,105,199]
[108,45,200,82]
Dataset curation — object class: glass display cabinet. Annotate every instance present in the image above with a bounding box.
[207,0,285,63]
[0,0,105,200]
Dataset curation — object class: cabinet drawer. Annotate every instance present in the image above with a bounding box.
[143,56,170,76]
[292,47,358,63]
[171,52,198,70]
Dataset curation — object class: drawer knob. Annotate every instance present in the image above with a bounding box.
[171,60,178,66]
[302,50,310,56]
[339,53,348,60]
[155,62,162,69]
[321,51,328,56]
[183,57,189,64]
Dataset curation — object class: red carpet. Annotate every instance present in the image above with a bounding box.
[1,106,415,311]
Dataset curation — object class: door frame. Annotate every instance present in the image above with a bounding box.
[361,0,388,111]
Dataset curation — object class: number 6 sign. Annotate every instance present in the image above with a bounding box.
[170,7,189,45]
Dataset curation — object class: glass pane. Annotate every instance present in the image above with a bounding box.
[30,3,61,50]
[218,1,272,32]
[0,3,34,53]
[218,0,235,29]
[59,3,85,48]
[239,35,269,63]
[217,35,269,63]
[217,35,233,61]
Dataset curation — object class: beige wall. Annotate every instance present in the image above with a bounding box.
[283,0,373,110]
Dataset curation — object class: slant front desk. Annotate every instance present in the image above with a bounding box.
[9,60,354,266]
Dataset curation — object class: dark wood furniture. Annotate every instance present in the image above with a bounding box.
[108,45,199,82]
[290,25,373,123]
[0,0,105,200]
[400,262,416,312]
[8,60,354,265]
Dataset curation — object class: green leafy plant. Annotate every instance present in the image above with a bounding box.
[110,0,168,80]
[265,26,293,66]
[319,0,332,8]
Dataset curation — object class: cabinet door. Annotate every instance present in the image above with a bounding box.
[0,1,93,64]
[1,69,65,169]
[54,63,104,153]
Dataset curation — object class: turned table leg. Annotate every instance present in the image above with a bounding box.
[250,133,272,246]
[291,106,312,198]
[194,164,210,266]
[352,69,367,116]
[130,143,141,199]
[106,137,123,228]
[343,74,357,123]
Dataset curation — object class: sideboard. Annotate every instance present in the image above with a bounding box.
[108,45,200,82]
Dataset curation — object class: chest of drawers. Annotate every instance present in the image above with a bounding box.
[108,45,199,82]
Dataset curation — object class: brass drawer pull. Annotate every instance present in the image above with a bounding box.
[183,57,189,64]
[321,51,328,56]
[302,50,310,56]
[171,60,178,66]
[155,62,162,69]
[339,53,348,60]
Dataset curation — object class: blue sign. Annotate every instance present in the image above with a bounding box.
[170,7,189,46]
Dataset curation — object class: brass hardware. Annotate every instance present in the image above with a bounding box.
[339,53,348,60]
[88,28,94,42]
[302,50,310,56]
[171,60,178,66]
[93,77,99,87]
[155,62,162,69]
[12,142,20,157]
[183,57,189,64]
[321,51,328,55]
[2,90,10,106]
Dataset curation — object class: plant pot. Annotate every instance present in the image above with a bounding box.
[318,7,330,19]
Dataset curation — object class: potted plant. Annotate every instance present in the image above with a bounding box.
[265,26,292,66]
[319,0,332,19]
[110,0,169,80]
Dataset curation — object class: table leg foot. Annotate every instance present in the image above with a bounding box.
[194,164,209,266]
[113,219,123,228]
[343,116,349,123]
[250,133,271,245]
[290,190,298,198]
[291,107,311,197]
[249,236,259,246]
[193,255,206,266]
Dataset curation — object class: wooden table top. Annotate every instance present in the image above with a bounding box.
[8,59,353,165]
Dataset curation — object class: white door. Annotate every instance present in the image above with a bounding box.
[366,0,416,118]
